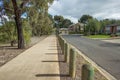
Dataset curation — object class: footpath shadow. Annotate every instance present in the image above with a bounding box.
[35,74,69,77]
[36,39,70,78]
[45,53,63,55]
[56,39,71,79]
[48,48,61,50]
[42,60,64,62]
[49,46,60,47]
[56,39,74,80]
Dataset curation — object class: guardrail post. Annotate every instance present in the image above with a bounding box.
[57,35,65,54]
[69,48,76,78]
[60,37,65,54]
[82,64,94,80]
[61,39,64,54]
[64,43,69,63]
[59,36,62,48]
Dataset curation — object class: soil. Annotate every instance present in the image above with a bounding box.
[0,36,47,67]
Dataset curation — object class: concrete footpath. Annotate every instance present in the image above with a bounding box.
[0,35,60,80]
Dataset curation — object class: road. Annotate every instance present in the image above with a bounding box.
[62,35,120,80]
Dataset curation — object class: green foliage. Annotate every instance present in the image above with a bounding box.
[54,15,73,28]
[69,31,82,34]
[22,20,32,45]
[85,19,101,35]
[82,15,120,35]
[27,0,54,36]
[2,0,54,46]
[54,15,64,22]
[62,19,73,28]
[54,15,64,28]
[0,20,32,45]
[78,14,93,23]
[0,21,17,43]
[87,35,110,39]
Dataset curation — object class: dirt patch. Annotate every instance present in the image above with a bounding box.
[0,36,47,67]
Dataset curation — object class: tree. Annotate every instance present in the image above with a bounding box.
[28,0,54,36]
[0,21,17,43]
[54,15,64,28]
[62,19,73,28]
[54,15,72,28]
[3,0,54,48]
[94,19,101,34]
[3,0,31,48]
[78,14,93,24]
[85,19,101,35]
[11,0,25,49]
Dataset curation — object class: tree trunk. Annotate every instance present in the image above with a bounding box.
[11,0,25,49]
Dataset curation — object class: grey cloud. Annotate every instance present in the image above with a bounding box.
[49,0,120,22]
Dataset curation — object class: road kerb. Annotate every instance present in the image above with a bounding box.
[60,35,117,80]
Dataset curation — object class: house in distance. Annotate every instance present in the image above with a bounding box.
[105,24,120,35]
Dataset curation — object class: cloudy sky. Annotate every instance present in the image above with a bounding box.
[48,0,120,23]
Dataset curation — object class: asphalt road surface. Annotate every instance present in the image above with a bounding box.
[62,35,120,80]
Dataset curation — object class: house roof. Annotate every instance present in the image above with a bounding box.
[106,24,120,27]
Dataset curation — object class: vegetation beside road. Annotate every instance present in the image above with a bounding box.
[87,35,111,39]
[0,0,54,48]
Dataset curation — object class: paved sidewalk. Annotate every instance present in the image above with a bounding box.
[0,35,60,80]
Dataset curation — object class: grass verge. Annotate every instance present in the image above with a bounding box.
[87,35,111,39]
